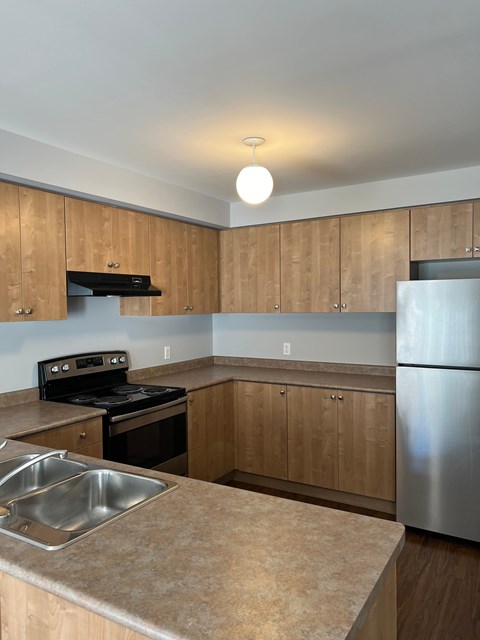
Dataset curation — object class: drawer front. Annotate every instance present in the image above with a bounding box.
[17,417,102,451]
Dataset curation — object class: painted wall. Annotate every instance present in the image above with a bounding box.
[0,298,213,393]
[0,129,229,228]
[212,313,396,366]
[230,165,480,227]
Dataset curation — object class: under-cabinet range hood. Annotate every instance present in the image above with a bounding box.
[67,271,162,297]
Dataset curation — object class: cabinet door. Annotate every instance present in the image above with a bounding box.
[236,381,287,479]
[280,218,340,312]
[187,383,234,481]
[65,198,112,272]
[149,217,189,315]
[19,188,67,321]
[341,209,410,312]
[219,225,280,313]
[287,386,338,489]
[111,208,150,275]
[0,183,22,322]
[338,391,395,501]
[187,225,219,314]
[473,202,480,259]
[410,203,474,260]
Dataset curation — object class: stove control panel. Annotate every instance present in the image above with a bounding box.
[39,351,130,383]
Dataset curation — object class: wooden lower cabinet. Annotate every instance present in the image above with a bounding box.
[287,386,338,489]
[235,381,287,480]
[236,383,395,502]
[15,417,103,459]
[338,391,395,501]
[187,383,234,481]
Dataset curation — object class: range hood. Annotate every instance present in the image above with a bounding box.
[67,271,162,297]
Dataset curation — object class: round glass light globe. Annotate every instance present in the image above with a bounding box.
[236,165,273,205]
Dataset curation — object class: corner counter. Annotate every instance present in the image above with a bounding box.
[0,440,404,640]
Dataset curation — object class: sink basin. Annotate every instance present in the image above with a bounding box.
[0,468,176,550]
[0,454,88,504]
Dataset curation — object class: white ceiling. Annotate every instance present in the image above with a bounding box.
[1,0,480,203]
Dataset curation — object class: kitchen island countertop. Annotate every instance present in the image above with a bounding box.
[0,439,404,640]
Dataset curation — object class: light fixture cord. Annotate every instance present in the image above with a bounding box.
[252,144,256,165]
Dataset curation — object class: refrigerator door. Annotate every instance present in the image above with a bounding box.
[397,279,480,368]
[397,366,480,542]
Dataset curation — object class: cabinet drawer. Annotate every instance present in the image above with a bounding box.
[74,442,103,459]
[17,417,102,452]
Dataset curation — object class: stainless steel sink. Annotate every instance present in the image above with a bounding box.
[0,454,88,504]
[0,468,176,550]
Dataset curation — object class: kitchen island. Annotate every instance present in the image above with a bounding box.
[0,439,404,640]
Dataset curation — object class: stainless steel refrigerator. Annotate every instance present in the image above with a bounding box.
[396,279,480,542]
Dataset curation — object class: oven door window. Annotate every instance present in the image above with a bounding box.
[107,411,187,470]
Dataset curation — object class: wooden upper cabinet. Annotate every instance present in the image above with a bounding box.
[0,184,66,323]
[472,202,480,259]
[219,225,280,313]
[236,381,287,480]
[0,183,22,322]
[187,224,219,314]
[121,217,218,317]
[65,198,149,274]
[287,386,338,489]
[280,218,340,313]
[65,199,112,272]
[19,188,67,321]
[111,208,149,275]
[337,391,395,501]
[410,203,474,261]
[341,209,410,312]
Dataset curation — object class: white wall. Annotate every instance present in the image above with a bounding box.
[213,313,396,366]
[0,129,229,228]
[0,298,213,393]
[230,165,480,227]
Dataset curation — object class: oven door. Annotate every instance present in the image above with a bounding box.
[104,397,187,475]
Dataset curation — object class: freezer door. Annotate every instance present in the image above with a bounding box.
[396,366,480,542]
[397,279,480,368]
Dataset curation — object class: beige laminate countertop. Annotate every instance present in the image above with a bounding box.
[0,401,105,440]
[0,439,404,640]
[131,364,396,394]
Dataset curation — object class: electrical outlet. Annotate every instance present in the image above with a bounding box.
[283,342,291,356]
[164,346,171,360]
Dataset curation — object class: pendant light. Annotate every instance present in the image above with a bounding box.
[236,137,273,205]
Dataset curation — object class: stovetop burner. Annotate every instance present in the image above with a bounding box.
[69,394,98,404]
[93,395,131,407]
[141,386,171,395]
[111,384,143,394]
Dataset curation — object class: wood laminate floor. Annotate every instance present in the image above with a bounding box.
[227,481,480,640]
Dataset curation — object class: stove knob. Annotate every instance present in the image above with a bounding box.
[119,356,126,363]
[110,357,118,365]
[50,366,59,374]
[61,364,70,372]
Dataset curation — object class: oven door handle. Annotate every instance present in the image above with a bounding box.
[109,396,187,433]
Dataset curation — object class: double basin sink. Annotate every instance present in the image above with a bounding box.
[0,453,176,550]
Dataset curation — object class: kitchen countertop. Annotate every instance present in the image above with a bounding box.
[132,364,396,394]
[0,439,404,640]
[0,401,105,440]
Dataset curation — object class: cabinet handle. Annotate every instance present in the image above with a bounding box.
[24,308,33,315]
[15,308,24,315]
[107,262,114,268]
[338,395,344,401]
[274,304,280,310]
[280,390,285,395]
[465,247,472,253]
[330,394,336,400]
[475,247,480,253]
[113,263,120,269]
[79,432,87,439]
[188,398,193,403]
[188,305,193,311]
[333,303,339,309]
[341,303,347,309]
[183,306,189,311]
